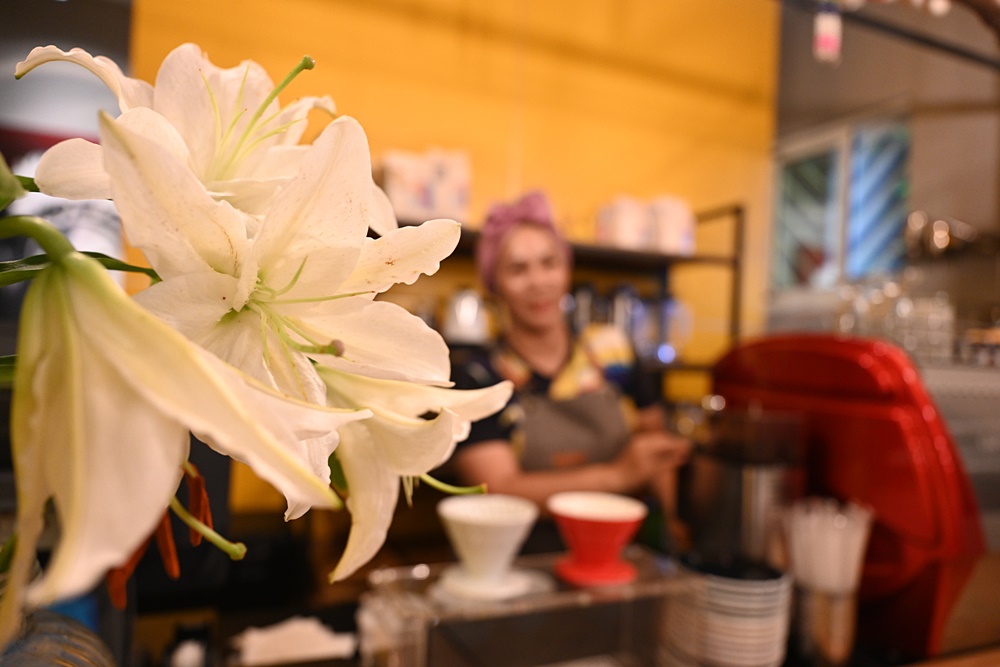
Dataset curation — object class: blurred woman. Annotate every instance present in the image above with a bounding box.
[449,191,690,550]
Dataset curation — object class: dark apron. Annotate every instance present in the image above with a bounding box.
[515,382,632,553]
[518,382,630,472]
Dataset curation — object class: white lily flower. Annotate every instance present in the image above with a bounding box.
[96,97,512,582]
[101,111,459,396]
[0,243,370,649]
[99,109,464,514]
[15,43,397,233]
[317,368,512,581]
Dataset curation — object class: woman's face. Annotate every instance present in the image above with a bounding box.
[493,223,571,332]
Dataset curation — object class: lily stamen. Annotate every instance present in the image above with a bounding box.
[267,256,309,299]
[228,118,306,168]
[269,289,375,306]
[219,55,314,178]
[418,474,487,496]
[289,338,345,356]
[255,305,322,401]
[262,307,344,357]
[169,497,247,561]
[258,302,347,359]
[212,67,251,177]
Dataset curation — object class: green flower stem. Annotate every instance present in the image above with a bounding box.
[168,497,247,561]
[418,474,487,496]
[0,216,75,262]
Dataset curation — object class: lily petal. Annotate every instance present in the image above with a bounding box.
[0,250,373,650]
[206,176,289,218]
[289,298,453,384]
[18,44,333,219]
[153,44,269,179]
[34,139,112,200]
[331,407,465,581]
[15,45,154,111]
[329,423,399,581]
[338,218,459,295]
[242,145,312,181]
[132,271,239,341]
[215,145,310,216]
[320,368,512,439]
[195,309,329,407]
[99,110,251,279]
[25,307,190,605]
[65,253,364,519]
[368,183,398,237]
[318,368,512,581]
[252,95,336,154]
[116,107,193,167]
[254,117,372,294]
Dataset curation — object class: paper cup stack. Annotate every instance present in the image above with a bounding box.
[784,497,873,667]
[783,498,872,596]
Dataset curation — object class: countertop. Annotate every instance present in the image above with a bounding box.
[915,647,1000,667]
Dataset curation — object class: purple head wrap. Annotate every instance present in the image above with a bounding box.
[475,190,570,293]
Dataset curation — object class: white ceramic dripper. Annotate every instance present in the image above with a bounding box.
[437,494,538,589]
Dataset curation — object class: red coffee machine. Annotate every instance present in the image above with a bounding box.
[712,333,990,660]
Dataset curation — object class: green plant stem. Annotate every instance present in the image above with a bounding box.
[0,216,74,261]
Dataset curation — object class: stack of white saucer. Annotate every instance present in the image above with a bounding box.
[662,564,792,667]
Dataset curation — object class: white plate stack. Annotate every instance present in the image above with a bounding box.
[661,562,792,667]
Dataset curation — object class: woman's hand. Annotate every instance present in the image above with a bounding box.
[613,430,692,494]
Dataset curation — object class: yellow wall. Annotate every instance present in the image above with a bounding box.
[130,0,779,512]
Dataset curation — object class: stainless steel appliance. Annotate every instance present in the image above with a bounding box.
[680,409,806,567]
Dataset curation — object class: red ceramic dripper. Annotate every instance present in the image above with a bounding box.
[547,491,648,586]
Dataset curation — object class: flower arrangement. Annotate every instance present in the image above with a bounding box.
[0,43,511,651]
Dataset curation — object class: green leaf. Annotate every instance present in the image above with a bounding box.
[0,254,51,287]
[16,176,38,193]
[0,154,27,210]
[0,252,160,288]
[83,252,161,284]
